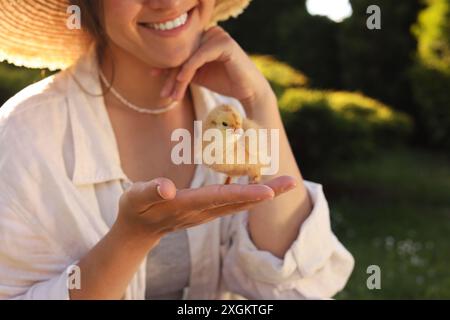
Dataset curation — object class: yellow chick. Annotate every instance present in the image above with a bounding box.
[202,104,265,184]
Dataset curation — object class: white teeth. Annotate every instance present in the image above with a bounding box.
[145,12,189,31]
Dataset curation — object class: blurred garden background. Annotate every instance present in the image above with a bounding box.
[1,0,449,299]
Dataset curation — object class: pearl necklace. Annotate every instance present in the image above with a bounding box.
[98,69,179,115]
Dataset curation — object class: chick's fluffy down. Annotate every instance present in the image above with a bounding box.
[202,105,268,183]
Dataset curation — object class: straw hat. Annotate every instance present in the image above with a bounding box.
[0,0,251,71]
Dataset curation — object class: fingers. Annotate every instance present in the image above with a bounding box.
[120,178,177,214]
[174,48,224,100]
[128,176,298,235]
[174,183,274,212]
[160,68,180,99]
[171,28,233,101]
[146,176,297,216]
[264,176,298,196]
[150,191,268,229]
[172,72,193,102]
[155,27,231,101]
[206,199,264,217]
[205,176,298,217]
[123,176,297,217]
[178,28,231,79]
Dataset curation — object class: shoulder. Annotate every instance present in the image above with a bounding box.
[0,71,71,192]
[0,71,70,149]
[0,70,69,124]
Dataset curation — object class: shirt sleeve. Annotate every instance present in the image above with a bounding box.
[220,180,355,299]
[0,199,75,300]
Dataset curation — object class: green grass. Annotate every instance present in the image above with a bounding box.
[306,147,450,299]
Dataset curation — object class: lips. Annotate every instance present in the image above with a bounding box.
[138,7,194,32]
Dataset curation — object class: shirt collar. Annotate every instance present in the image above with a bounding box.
[65,45,218,186]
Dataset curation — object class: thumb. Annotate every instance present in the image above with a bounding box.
[120,178,177,213]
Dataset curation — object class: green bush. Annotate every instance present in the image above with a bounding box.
[279,88,413,172]
[251,55,308,98]
[251,54,413,172]
[410,0,450,149]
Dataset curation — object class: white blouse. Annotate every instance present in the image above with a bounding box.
[0,46,354,300]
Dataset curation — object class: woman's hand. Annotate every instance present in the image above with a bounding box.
[114,176,297,241]
[70,175,296,300]
[159,26,273,114]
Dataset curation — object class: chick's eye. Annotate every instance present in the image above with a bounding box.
[222,122,228,127]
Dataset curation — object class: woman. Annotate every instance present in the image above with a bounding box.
[0,0,354,300]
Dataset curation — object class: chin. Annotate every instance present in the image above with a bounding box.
[142,30,202,68]
[145,45,197,68]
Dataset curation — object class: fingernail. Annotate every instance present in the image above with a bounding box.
[156,184,164,198]
[172,90,179,101]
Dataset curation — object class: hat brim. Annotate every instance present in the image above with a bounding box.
[0,0,251,70]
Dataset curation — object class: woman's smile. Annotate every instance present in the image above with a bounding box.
[100,0,213,68]
[137,6,197,38]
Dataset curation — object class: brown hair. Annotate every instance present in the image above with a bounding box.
[68,0,114,96]
[69,0,107,59]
